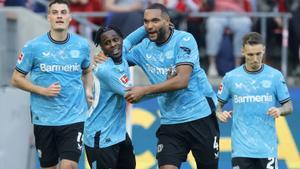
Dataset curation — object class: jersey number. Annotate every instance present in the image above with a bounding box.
[267,157,278,169]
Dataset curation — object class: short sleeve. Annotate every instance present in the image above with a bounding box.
[125,44,143,66]
[175,34,198,67]
[217,74,231,103]
[81,41,91,69]
[15,43,34,74]
[275,73,290,104]
[97,64,130,96]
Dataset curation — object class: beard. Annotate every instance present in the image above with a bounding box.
[155,27,167,43]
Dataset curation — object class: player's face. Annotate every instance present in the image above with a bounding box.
[100,30,123,59]
[48,3,71,32]
[144,9,170,42]
[242,44,265,71]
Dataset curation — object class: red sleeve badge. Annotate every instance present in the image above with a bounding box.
[217,83,223,95]
[17,52,24,64]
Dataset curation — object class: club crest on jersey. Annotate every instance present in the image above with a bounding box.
[119,74,129,85]
[261,80,272,88]
[70,50,80,58]
[218,83,223,94]
[17,52,24,64]
[165,50,174,59]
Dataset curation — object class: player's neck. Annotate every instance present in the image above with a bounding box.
[49,30,69,42]
[163,27,172,42]
[245,64,263,72]
[112,56,122,65]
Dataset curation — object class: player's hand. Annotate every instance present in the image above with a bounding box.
[42,82,61,97]
[94,51,108,64]
[267,107,281,118]
[85,89,94,106]
[216,111,232,122]
[125,86,147,103]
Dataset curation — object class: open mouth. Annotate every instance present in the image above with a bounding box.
[148,31,157,36]
[56,21,64,24]
[112,48,121,56]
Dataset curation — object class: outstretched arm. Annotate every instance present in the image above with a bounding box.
[123,26,147,51]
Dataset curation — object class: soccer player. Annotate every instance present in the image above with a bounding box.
[84,25,148,169]
[115,3,219,169]
[10,0,93,169]
[216,32,293,169]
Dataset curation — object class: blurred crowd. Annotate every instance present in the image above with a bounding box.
[1,0,300,77]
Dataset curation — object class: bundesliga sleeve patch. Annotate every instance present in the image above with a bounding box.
[119,74,129,86]
[17,52,24,64]
[218,83,223,95]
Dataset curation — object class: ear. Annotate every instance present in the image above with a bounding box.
[262,46,266,53]
[241,47,245,57]
[165,15,170,22]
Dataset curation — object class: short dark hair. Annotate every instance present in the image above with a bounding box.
[242,32,264,47]
[48,0,70,10]
[147,3,169,18]
[94,25,123,47]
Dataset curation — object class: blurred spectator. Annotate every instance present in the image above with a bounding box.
[104,0,145,37]
[4,0,27,6]
[163,0,201,30]
[286,0,300,76]
[28,0,49,13]
[165,0,201,12]
[0,0,5,7]
[254,0,290,70]
[205,0,252,77]
[69,0,104,40]
[255,0,283,63]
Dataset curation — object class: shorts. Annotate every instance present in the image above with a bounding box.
[85,133,136,169]
[156,113,220,169]
[232,157,278,169]
[34,122,84,168]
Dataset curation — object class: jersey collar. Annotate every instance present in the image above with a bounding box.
[47,31,70,44]
[243,64,264,74]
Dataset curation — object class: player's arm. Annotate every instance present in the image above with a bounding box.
[268,72,293,118]
[125,64,192,103]
[216,74,232,122]
[215,100,232,122]
[82,65,94,105]
[267,100,293,118]
[94,27,146,66]
[11,70,60,97]
[123,26,147,51]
